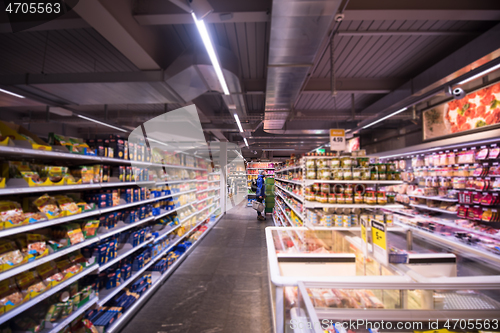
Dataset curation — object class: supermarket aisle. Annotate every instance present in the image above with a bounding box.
[121,202,274,333]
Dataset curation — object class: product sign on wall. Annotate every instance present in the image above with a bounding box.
[371,219,388,266]
[422,81,500,140]
[329,129,345,151]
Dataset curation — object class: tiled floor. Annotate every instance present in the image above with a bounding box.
[121,203,274,333]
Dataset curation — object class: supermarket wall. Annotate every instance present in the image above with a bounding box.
[362,125,422,154]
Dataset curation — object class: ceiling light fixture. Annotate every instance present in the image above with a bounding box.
[192,13,230,95]
[77,114,128,133]
[458,63,500,85]
[0,88,25,99]
[362,107,407,129]
[234,114,243,132]
[244,138,249,147]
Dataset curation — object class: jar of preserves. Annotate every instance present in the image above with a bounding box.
[377,191,387,205]
[321,183,330,193]
[354,192,364,204]
[316,192,328,203]
[379,172,387,181]
[328,193,336,204]
[431,177,439,188]
[357,157,369,167]
[316,159,327,168]
[387,193,395,204]
[305,190,316,201]
[371,170,378,181]
[341,157,353,168]
[344,184,354,195]
[318,168,331,180]
[336,193,345,204]
[330,158,340,168]
[377,163,387,173]
[352,168,362,180]
[387,163,396,172]
[332,169,342,180]
[334,184,344,194]
[344,194,354,204]
[306,159,316,169]
[312,183,320,192]
[343,168,353,180]
[306,169,317,179]
[364,191,376,205]
[394,171,401,180]
[361,168,371,180]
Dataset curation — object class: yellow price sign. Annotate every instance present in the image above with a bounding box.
[371,220,386,250]
[361,222,367,244]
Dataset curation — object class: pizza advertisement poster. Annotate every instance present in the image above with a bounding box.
[422,81,500,140]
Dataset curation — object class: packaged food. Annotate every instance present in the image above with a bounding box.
[81,220,100,238]
[56,258,82,276]
[0,240,25,268]
[70,166,94,184]
[54,195,80,215]
[0,278,23,309]
[16,271,47,297]
[0,201,26,227]
[26,234,47,256]
[33,194,61,218]
[489,147,500,159]
[318,168,331,180]
[341,157,352,168]
[476,148,489,160]
[36,261,65,287]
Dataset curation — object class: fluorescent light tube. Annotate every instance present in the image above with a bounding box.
[362,107,407,129]
[234,114,243,132]
[244,138,249,147]
[0,88,25,99]
[458,63,500,85]
[77,114,128,132]
[192,13,230,95]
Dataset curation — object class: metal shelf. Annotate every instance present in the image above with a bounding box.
[40,296,98,333]
[409,194,458,202]
[275,191,304,222]
[410,203,457,215]
[275,178,303,186]
[247,167,275,170]
[304,179,403,185]
[275,184,304,203]
[99,239,154,272]
[305,202,405,209]
[0,265,98,325]
[275,166,301,173]
[105,213,223,333]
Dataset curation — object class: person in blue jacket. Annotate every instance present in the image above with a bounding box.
[256,170,266,221]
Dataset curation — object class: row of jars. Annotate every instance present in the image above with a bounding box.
[305,189,395,205]
[306,157,397,171]
[307,167,401,181]
[308,209,394,227]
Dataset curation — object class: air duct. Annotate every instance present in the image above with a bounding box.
[264,0,342,133]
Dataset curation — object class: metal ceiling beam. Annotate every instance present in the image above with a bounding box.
[73,0,161,70]
[0,18,89,33]
[343,10,500,21]
[134,11,269,25]
[337,30,478,37]
[243,78,403,95]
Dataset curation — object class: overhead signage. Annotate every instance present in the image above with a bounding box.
[329,129,345,151]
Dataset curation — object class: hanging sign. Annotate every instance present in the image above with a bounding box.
[329,129,346,151]
[371,219,388,266]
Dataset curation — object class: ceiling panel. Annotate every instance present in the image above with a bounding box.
[0,28,139,75]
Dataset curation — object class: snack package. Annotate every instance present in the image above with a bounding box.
[16,271,47,300]
[0,201,26,228]
[0,240,26,270]
[33,194,61,219]
[81,220,100,238]
[0,278,23,311]
[42,166,68,183]
[70,166,94,184]
[36,261,65,287]
[56,258,83,277]
[54,195,80,215]
[26,234,48,257]
[7,161,42,184]
[52,223,85,247]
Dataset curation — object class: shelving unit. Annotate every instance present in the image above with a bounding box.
[0,142,224,329]
[409,194,458,202]
[275,178,303,186]
[304,179,403,185]
[275,183,303,203]
[305,202,404,209]
[275,191,304,222]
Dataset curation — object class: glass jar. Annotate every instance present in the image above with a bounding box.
[364,191,376,205]
[379,172,387,181]
[316,192,328,203]
[387,193,395,204]
[352,168,362,180]
[316,159,327,169]
[328,193,336,204]
[343,168,353,180]
[318,168,331,180]
[354,192,364,204]
[357,157,369,167]
[344,194,354,204]
[370,170,378,181]
[336,193,345,204]
[361,168,371,180]
[306,169,317,179]
[330,158,340,168]
[377,163,387,173]
[306,159,316,169]
[344,184,354,195]
[312,183,320,192]
[377,191,387,205]
[305,190,316,201]
[321,183,330,193]
[387,163,396,172]
[431,177,439,188]
[394,171,401,180]
[332,169,342,180]
[341,157,353,168]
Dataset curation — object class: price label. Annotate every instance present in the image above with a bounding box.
[361,222,367,244]
[371,219,388,266]
[329,129,346,151]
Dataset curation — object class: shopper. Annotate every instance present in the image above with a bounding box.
[256,170,266,221]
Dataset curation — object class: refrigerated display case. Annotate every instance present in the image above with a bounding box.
[266,226,500,333]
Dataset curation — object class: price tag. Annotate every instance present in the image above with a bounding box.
[329,129,346,151]
[371,219,388,266]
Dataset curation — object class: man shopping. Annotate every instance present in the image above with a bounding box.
[256,170,266,221]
